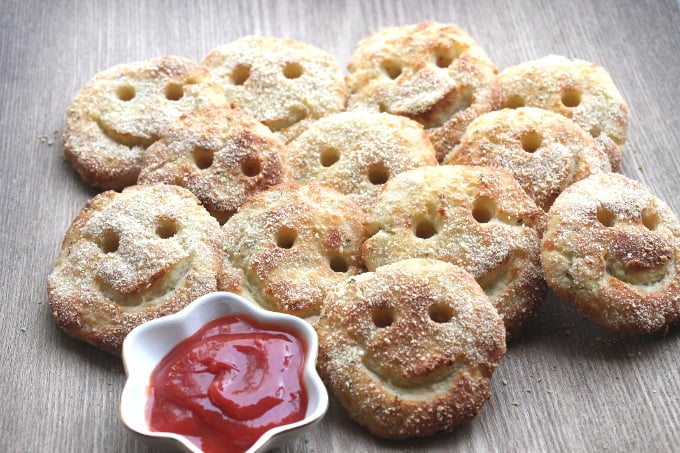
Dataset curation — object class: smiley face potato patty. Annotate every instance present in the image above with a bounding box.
[541,173,680,334]
[47,184,223,354]
[316,258,506,439]
[203,35,347,144]
[63,56,227,190]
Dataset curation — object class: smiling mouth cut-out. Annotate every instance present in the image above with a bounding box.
[96,256,192,307]
[95,117,158,149]
[263,106,309,132]
[604,232,674,288]
[407,84,474,130]
[361,352,471,397]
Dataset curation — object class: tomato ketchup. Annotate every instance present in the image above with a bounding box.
[147,314,308,453]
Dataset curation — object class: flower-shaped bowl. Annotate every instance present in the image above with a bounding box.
[120,291,328,452]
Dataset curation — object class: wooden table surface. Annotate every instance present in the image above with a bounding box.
[2,0,679,451]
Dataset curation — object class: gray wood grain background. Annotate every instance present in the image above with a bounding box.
[1,0,679,451]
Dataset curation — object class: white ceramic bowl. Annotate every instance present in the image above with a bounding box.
[120,291,328,453]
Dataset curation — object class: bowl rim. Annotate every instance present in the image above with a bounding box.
[120,291,328,453]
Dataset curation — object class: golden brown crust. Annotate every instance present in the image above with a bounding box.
[138,105,289,223]
[47,184,223,354]
[317,258,506,439]
[541,173,680,334]
[63,56,227,190]
[443,107,611,211]
[346,21,499,161]
[219,182,367,319]
[203,36,347,143]
[286,111,437,212]
[497,55,628,171]
[361,165,546,338]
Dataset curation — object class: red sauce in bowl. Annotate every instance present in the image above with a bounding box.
[147,314,308,453]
